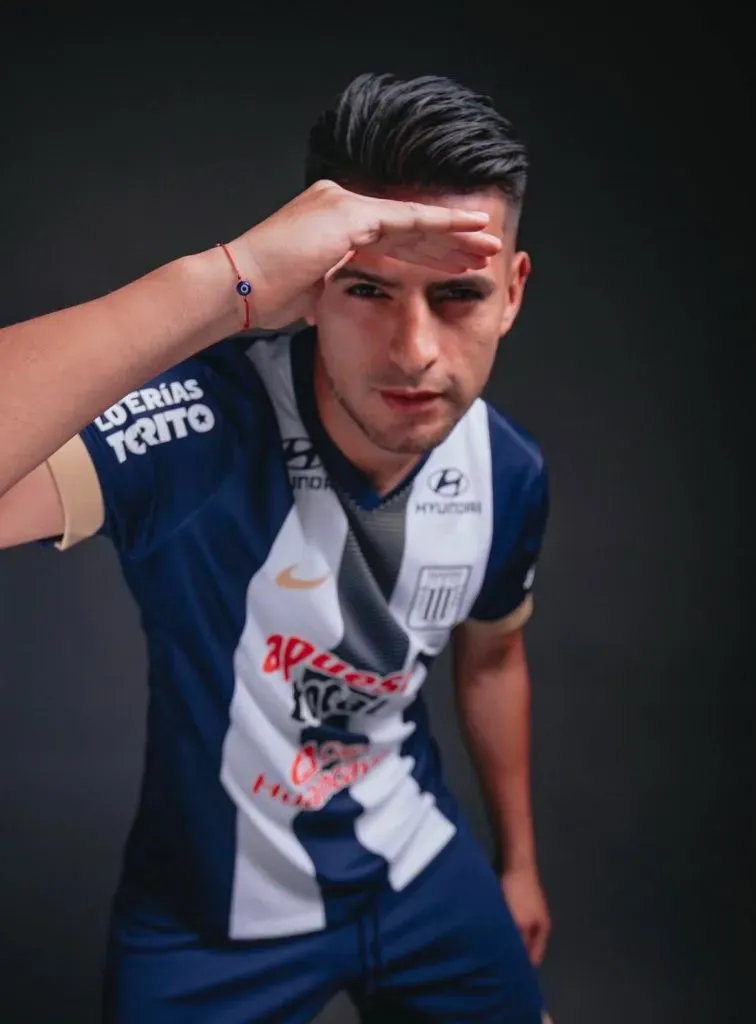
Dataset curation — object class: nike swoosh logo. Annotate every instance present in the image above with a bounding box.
[275,565,330,590]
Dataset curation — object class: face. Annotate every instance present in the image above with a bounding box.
[309,188,531,462]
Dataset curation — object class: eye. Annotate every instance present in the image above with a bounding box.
[435,287,484,303]
[345,283,389,300]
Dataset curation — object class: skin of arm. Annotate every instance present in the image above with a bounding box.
[0,182,498,498]
[453,617,551,965]
[0,248,242,497]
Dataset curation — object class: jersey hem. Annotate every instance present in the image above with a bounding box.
[227,907,330,941]
[468,593,533,631]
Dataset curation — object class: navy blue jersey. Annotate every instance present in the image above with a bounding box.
[46,327,549,940]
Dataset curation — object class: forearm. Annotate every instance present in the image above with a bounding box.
[0,182,496,498]
[0,245,242,497]
[455,631,537,871]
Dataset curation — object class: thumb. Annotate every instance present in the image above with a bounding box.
[294,249,354,326]
[325,249,356,281]
[530,922,549,966]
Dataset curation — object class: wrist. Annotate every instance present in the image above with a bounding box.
[502,857,539,876]
[178,247,250,340]
[497,833,538,875]
[226,226,282,330]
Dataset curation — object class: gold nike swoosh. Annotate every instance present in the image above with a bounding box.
[275,565,330,590]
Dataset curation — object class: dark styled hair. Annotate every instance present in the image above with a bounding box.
[305,72,528,211]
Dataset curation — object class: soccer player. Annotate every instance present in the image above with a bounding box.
[0,73,553,1022]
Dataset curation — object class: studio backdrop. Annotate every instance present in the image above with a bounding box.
[0,9,752,1023]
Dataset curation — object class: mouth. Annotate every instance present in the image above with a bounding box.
[378,389,443,413]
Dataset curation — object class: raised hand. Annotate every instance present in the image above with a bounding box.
[230,180,502,327]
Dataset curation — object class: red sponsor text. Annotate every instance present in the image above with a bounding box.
[252,746,387,812]
[263,633,409,695]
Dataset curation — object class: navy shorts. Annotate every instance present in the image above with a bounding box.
[103,819,546,1023]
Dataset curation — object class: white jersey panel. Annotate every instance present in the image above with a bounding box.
[223,340,351,938]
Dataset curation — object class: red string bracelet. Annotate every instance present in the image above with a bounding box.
[216,242,253,331]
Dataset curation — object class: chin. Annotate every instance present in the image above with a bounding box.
[367,421,455,455]
[337,389,466,456]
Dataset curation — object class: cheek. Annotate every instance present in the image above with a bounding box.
[316,300,392,364]
[452,317,500,372]
[455,348,496,400]
[315,319,374,389]
[329,301,392,340]
[437,334,497,406]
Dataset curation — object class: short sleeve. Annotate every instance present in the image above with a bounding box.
[469,455,550,629]
[45,343,259,558]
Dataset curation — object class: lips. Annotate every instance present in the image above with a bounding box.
[379,389,442,412]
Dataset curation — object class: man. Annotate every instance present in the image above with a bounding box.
[0,73,552,1022]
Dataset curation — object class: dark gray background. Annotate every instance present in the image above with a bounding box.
[0,8,752,1023]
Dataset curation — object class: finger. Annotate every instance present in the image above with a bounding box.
[406,236,457,261]
[353,200,492,249]
[517,922,537,958]
[371,229,501,259]
[449,229,503,256]
[364,235,499,276]
[530,924,549,966]
[399,199,492,234]
[387,246,490,274]
[410,233,501,263]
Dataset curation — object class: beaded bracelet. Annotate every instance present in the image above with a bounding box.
[217,242,253,330]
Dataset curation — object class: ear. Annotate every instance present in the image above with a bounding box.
[499,251,531,336]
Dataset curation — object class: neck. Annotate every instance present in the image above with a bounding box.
[313,351,419,495]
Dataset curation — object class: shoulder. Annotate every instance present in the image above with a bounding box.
[194,329,290,386]
[84,331,294,476]
[462,401,550,624]
[143,329,296,429]
[480,398,547,499]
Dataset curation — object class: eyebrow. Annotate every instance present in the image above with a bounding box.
[331,267,495,294]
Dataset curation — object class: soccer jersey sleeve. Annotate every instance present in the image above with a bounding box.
[469,439,550,630]
[45,342,259,557]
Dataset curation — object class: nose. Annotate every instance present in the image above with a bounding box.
[387,302,440,380]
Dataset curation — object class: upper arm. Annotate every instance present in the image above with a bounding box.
[454,616,527,680]
[468,462,549,627]
[41,343,261,557]
[0,461,71,549]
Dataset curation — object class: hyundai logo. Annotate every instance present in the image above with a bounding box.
[283,438,322,471]
[427,468,469,498]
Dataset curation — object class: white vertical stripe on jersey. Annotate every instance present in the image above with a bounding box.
[352,400,495,891]
[222,339,350,938]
